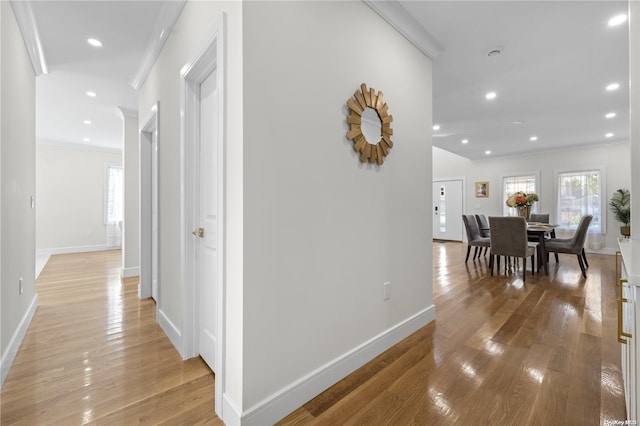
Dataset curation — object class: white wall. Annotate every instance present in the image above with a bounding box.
[242,0,433,416]
[137,0,245,413]
[120,110,139,277]
[433,142,631,252]
[139,0,433,422]
[1,1,36,385]
[630,1,640,236]
[35,143,122,253]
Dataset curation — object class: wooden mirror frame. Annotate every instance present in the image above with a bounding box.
[346,83,394,165]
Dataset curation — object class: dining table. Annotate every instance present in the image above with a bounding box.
[526,222,558,275]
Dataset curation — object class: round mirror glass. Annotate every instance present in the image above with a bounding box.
[361,107,382,144]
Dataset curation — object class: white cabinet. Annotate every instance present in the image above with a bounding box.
[618,238,640,421]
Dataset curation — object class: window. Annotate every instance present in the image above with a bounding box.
[502,174,538,216]
[556,168,604,233]
[105,165,123,224]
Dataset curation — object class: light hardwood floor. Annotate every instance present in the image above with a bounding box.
[0,250,221,425]
[1,244,628,425]
[279,241,627,425]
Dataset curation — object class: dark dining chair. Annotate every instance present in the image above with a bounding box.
[544,215,593,278]
[462,214,490,263]
[475,214,490,256]
[528,212,558,262]
[488,216,538,281]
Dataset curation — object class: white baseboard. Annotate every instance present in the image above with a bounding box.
[584,247,617,255]
[35,254,50,279]
[240,305,436,425]
[36,245,119,257]
[222,393,243,426]
[157,308,184,358]
[121,266,140,278]
[1,294,38,388]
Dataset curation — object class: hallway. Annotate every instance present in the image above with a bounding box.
[1,245,629,424]
[0,250,221,424]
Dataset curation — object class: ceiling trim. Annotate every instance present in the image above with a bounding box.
[117,107,139,120]
[130,0,187,91]
[10,0,48,76]
[363,0,443,59]
[36,139,123,154]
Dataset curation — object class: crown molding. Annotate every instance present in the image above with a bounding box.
[37,139,122,154]
[363,0,443,59]
[10,0,48,76]
[130,0,186,91]
[117,107,139,120]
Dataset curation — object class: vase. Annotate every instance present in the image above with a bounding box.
[516,205,531,219]
[621,226,631,238]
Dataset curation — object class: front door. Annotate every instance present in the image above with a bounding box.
[195,68,219,371]
[433,180,464,241]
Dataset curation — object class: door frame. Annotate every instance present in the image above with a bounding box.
[140,103,159,301]
[180,14,226,419]
[432,177,466,241]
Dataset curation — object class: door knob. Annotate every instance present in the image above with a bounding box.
[192,228,204,238]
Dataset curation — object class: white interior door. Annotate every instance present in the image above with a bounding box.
[433,180,464,241]
[196,68,218,371]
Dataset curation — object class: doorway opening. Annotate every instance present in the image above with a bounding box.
[140,103,159,302]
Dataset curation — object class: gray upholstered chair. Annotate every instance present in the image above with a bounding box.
[462,214,490,263]
[475,214,490,256]
[529,213,549,223]
[529,212,558,262]
[544,215,593,278]
[488,216,538,281]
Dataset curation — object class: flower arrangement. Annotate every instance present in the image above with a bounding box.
[506,191,539,208]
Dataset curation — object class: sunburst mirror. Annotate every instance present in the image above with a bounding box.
[346,83,393,165]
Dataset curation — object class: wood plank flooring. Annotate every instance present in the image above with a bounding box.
[1,244,628,424]
[279,241,627,425]
[0,250,222,425]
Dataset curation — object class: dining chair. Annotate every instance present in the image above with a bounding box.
[488,216,538,281]
[529,212,558,262]
[462,214,491,263]
[475,214,490,256]
[544,215,593,278]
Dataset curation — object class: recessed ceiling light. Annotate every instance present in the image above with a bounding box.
[608,14,627,27]
[512,120,524,125]
[86,91,96,97]
[83,120,92,125]
[485,92,497,100]
[83,138,90,142]
[87,38,103,47]
[606,83,620,91]
[605,133,614,138]
[461,139,469,144]
[433,124,440,131]
[485,150,491,155]
[605,112,616,119]
[530,136,538,141]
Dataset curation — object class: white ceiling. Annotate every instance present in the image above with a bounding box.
[400,0,630,160]
[31,0,169,150]
[28,1,630,160]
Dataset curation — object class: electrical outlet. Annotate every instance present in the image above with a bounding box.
[384,281,391,300]
[19,278,23,295]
